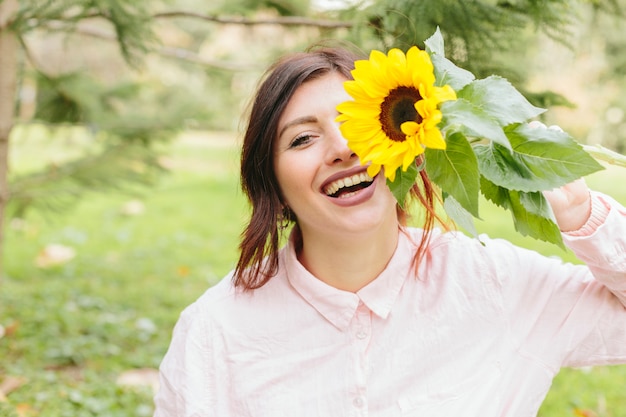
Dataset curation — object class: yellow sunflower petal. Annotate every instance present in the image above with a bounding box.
[433,84,457,102]
[400,121,419,136]
[339,118,382,135]
[336,100,381,119]
[351,57,395,98]
[385,165,398,181]
[421,127,446,149]
[407,48,435,87]
[367,163,382,178]
[402,145,423,170]
[343,80,374,102]
[386,48,412,86]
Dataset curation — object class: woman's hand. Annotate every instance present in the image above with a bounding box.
[528,121,592,232]
[543,178,592,232]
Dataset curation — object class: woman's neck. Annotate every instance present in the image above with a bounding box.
[296,221,400,293]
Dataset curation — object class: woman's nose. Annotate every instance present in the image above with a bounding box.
[325,124,357,164]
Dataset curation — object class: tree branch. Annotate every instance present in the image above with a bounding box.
[152,11,353,29]
[0,0,19,281]
[40,22,261,71]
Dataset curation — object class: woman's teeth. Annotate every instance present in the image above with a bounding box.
[324,172,374,197]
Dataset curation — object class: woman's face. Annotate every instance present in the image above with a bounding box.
[274,72,398,243]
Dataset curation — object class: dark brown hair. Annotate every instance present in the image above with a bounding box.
[233,46,444,290]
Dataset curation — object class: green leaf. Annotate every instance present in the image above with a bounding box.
[440,99,511,149]
[480,177,564,248]
[475,123,605,192]
[424,27,445,56]
[425,27,475,91]
[425,132,480,217]
[387,162,418,208]
[430,54,476,91]
[457,76,545,126]
[442,194,480,239]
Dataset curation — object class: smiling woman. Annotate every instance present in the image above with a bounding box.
[272,71,400,291]
[153,44,626,417]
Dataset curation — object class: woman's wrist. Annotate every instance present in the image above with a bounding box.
[563,193,610,236]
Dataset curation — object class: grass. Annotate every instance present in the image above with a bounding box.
[1,128,625,416]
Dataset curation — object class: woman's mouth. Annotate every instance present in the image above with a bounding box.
[323,171,375,198]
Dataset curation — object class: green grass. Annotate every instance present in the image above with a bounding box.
[1,129,625,416]
[1,130,247,416]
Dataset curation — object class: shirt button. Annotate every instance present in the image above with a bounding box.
[353,396,365,408]
[356,330,368,339]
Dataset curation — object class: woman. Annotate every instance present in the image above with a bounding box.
[154,46,626,416]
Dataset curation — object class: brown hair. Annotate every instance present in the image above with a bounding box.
[233,46,444,290]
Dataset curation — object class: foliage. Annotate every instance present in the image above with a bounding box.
[425,28,604,245]
[215,0,311,16]
[1,134,244,415]
[341,29,605,246]
[13,0,158,66]
[426,31,602,245]
[5,0,217,219]
[348,0,567,71]
[8,140,164,217]
[341,0,624,110]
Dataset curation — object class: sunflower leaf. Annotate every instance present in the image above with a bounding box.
[424,26,445,56]
[457,76,545,126]
[425,132,480,217]
[425,27,475,91]
[480,177,564,248]
[388,163,418,208]
[475,123,604,192]
[440,99,511,149]
[442,193,481,240]
[430,54,476,91]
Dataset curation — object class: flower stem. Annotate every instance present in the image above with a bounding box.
[583,144,626,168]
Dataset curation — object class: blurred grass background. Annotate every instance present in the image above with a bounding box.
[1,126,625,416]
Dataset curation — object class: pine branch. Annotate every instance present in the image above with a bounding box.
[8,142,165,216]
[14,0,158,66]
[151,11,352,28]
[39,22,260,71]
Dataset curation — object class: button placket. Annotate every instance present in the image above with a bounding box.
[350,302,372,414]
[353,395,366,408]
[353,303,372,345]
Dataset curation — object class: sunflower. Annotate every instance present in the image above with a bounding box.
[336,46,456,181]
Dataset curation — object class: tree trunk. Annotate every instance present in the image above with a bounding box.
[0,0,19,282]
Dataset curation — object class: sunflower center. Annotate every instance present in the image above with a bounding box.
[379,86,423,142]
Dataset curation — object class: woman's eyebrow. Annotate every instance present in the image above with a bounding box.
[278,115,318,139]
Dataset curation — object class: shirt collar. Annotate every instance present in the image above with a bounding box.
[282,229,414,331]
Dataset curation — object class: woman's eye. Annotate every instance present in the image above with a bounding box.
[289,134,313,148]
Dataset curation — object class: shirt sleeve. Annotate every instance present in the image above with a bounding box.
[153,300,222,417]
[560,192,626,366]
[495,191,626,369]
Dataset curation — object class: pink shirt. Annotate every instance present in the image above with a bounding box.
[154,192,626,417]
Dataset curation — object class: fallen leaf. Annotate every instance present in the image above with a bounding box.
[9,218,26,231]
[135,318,157,334]
[2,321,20,338]
[0,376,28,401]
[120,200,145,216]
[177,265,190,277]
[116,368,160,393]
[35,244,76,268]
[16,403,38,417]
[573,409,598,417]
